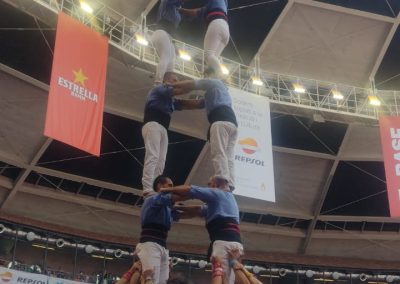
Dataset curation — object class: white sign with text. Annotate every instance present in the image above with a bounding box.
[230,88,275,202]
[0,267,48,284]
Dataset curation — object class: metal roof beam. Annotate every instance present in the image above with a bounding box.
[319,215,400,224]
[184,143,209,184]
[141,0,158,17]
[369,12,400,83]
[300,124,353,254]
[19,182,139,215]
[1,138,52,210]
[251,0,294,63]
[32,166,142,195]
[295,0,397,24]
[273,146,336,160]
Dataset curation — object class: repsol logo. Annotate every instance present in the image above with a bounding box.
[16,277,46,284]
[235,155,265,166]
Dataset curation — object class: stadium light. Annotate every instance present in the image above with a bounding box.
[220,64,229,75]
[386,275,395,283]
[305,270,314,278]
[178,50,191,61]
[331,272,340,280]
[135,34,149,46]
[368,95,381,106]
[332,90,344,100]
[252,266,264,274]
[293,83,306,93]
[26,232,36,242]
[198,260,207,269]
[252,77,263,86]
[85,245,94,254]
[80,1,93,14]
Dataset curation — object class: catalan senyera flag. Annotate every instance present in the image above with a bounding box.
[379,115,400,217]
[44,12,108,156]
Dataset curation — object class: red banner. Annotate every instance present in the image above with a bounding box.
[379,115,400,217]
[44,12,108,156]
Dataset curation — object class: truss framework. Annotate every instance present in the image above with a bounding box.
[33,0,400,121]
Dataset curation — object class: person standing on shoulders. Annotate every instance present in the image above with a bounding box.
[171,78,237,190]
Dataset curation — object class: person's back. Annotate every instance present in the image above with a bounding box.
[189,184,240,246]
[201,0,228,18]
[190,177,242,284]
[194,79,237,130]
[190,186,238,223]
[143,84,176,130]
[157,0,183,34]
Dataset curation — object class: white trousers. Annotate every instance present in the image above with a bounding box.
[151,30,176,84]
[136,242,170,284]
[210,121,238,187]
[204,19,230,75]
[212,240,244,284]
[142,122,168,195]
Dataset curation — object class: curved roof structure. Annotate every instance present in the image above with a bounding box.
[1,0,400,270]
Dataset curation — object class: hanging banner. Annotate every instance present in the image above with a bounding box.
[379,115,400,217]
[231,88,275,202]
[44,12,109,156]
[0,267,47,284]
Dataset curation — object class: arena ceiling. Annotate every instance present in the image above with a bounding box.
[1,0,400,270]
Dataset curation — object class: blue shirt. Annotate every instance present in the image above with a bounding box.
[140,193,174,229]
[197,0,228,19]
[194,79,232,115]
[157,0,183,28]
[189,185,239,224]
[145,84,178,114]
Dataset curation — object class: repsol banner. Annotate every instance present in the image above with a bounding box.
[231,88,275,202]
[379,115,400,217]
[0,267,47,284]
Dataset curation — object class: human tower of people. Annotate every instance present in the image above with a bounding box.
[118,0,263,283]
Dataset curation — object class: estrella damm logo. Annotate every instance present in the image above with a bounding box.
[238,137,259,155]
[0,271,12,282]
[57,68,98,103]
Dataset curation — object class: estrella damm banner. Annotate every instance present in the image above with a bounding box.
[44,12,108,156]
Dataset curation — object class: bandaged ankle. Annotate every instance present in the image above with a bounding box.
[122,271,133,280]
[212,260,224,277]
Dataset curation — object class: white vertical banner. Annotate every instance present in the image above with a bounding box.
[230,88,275,202]
[0,267,47,284]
